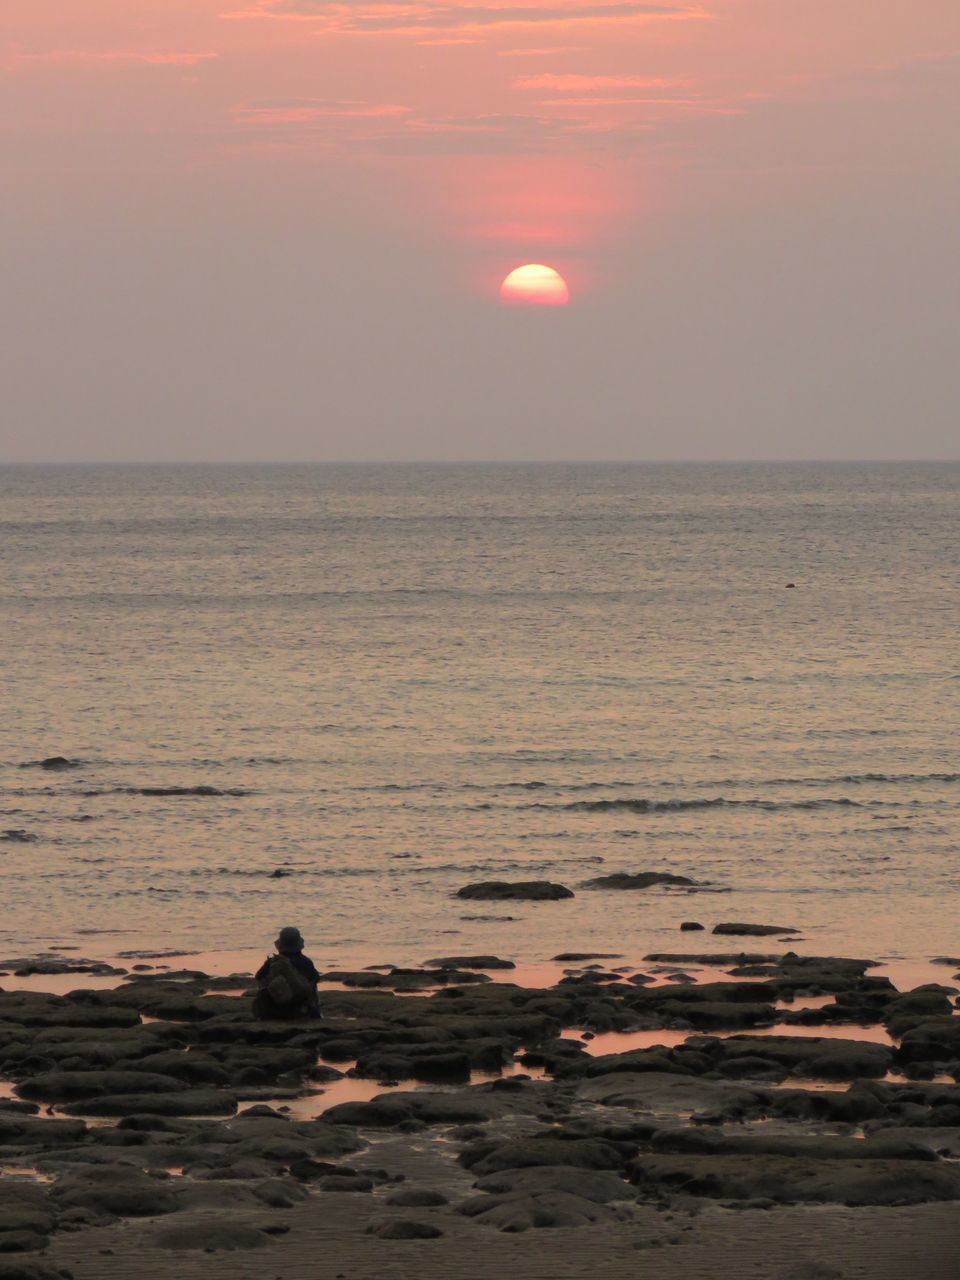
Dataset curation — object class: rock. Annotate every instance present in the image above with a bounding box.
[51,1167,180,1217]
[897,1018,960,1064]
[0,1266,75,1280]
[61,1089,237,1117]
[0,1185,55,1254]
[644,952,785,965]
[630,1152,960,1205]
[456,882,574,901]
[22,757,78,771]
[577,1070,766,1120]
[385,1188,450,1207]
[459,1136,627,1176]
[317,1174,374,1192]
[324,1098,415,1128]
[649,1130,937,1162]
[666,1000,777,1030]
[370,1220,443,1239]
[0,1117,88,1147]
[153,1222,271,1250]
[12,960,126,977]
[552,953,623,962]
[474,1166,634,1204]
[776,1266,843,1280]
[680,923,704,932]
[458,1189,630,1232]
[713,923,801,936]
[582,873,697,891]
[128,1051,231,1086]
[16,1071,187,1102]
[324,1085,543,1130]
[698,1034,893,1081]
[0,832,37,845]
[423,956,516,970]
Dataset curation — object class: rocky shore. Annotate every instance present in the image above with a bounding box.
[2,947,960,1279]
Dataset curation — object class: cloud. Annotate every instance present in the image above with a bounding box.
[234,100,411,123]
[497,46,580,56]
[366,109,655,152]
[536,96,738,112]
[224,1,706,34]
[4,48,218,69]
[514,73,692,89]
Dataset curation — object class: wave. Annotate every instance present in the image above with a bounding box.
[534,796,866,814]
[740,771,960,788]
[73,785,252,798]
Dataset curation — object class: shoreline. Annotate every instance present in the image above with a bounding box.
[2,943,960,1278]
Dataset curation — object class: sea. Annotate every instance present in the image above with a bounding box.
[1,462,958,970]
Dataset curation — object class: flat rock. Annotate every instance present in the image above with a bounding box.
[0,1117,88,1148]
[630,1152,960,1205]
[0,1266,74,1280]
[458,1189,632,1232]
[650,1129,937,1162]
[369,1220,444,1239]
[153,1222,271,1250]
[16,1071,186,1102]
[695,1034,893,1081]
[460,1136,627,1175]
[52,1167,180,1217]
[552,953,623,962]
[474,1166,635,1203]
[713,923,801,937]
[61,1088,238,1117]
[456,882,574,901]
[386,1188,450,1207]
[577,1070,766,1119]
[423,956,515,970]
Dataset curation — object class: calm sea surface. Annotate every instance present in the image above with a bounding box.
[1,463,958,966]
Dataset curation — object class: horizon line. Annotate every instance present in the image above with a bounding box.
[3,457,960,467]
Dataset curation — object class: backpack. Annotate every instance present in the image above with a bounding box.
[257,955,314,1014]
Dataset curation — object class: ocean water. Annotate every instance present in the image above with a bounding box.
[1,462,958,967]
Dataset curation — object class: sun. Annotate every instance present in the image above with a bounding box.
[499,263,570,307]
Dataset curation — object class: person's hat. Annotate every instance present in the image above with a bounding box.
[275,926,304,951]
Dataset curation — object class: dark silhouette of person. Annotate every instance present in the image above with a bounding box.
[255,926,321,1017]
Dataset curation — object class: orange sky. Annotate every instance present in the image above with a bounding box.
[3,0,959,459]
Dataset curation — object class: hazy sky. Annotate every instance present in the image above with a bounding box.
[2,0,958,461]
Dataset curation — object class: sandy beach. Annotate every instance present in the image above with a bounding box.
[3,933,960,1280]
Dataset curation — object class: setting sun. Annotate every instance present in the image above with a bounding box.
[499,263,570,307]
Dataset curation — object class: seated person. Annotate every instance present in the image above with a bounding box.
[254,926,321,1019]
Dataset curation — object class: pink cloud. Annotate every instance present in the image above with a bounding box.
[223,1,708,34]
[5,49,218,69]
[514,73,693,89]
[497,47,580,57]
[234,101,411,124]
